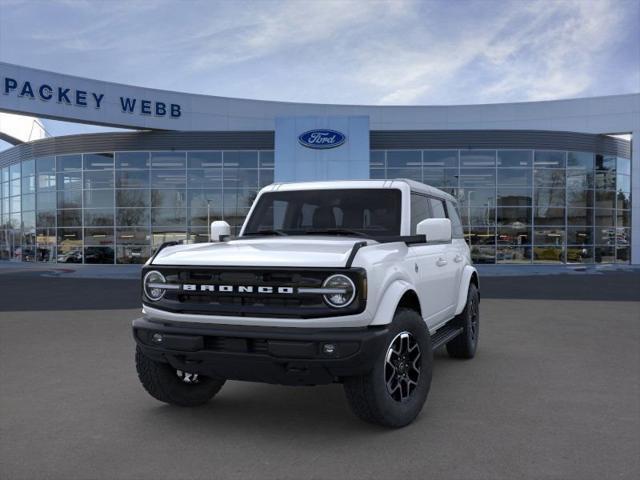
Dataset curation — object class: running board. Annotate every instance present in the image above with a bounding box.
[430,324,463,350]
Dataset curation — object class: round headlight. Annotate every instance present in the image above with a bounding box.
[144,270,167,301]
[322,274,356,308]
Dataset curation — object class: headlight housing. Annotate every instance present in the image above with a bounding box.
[322,274,356,308]
[143,270,167,301]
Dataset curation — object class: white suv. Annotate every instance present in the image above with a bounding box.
[133,180,479,427]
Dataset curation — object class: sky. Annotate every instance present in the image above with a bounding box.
[0,0,638,142]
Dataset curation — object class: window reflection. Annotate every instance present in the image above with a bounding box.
[83,153,113,170]
[534,227,566,245]
[57,155,82,172]
[117,208,150,226]
[533,246,564,263]
[116,152,149,169]
[188,151,222,169]
[151,170,186,189]
[534,151,566,168]
[567,152,593,169]
[470,246,496,264]
[116,170,149,188]
[151,208,187,227]
[534,206,565,225]
[57,190,82,209]
[84,209,115,226]
[567,227,593,245]
[2,147,631,265]
[224,151,258,168]
[459,168,495,187]
[498,151,532,168]
[150,152,186,169]
[567,246,592,263]
[423,151,457,168]
[117,189,150,208]
[498,225,531,246]
[497,169,531,186]
[84,170,114,189]
[497,207,531,225]
[497,246,532,263]
[387,151,421,167]
[460,151,495,167]
[151,189,185,208]
[116,245,151,264]
[188,169,222,188]
[595,246,615,263]
[497,188,532,206]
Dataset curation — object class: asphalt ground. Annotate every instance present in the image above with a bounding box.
[0,271,639,480]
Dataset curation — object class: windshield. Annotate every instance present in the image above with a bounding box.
[243,189,402,238]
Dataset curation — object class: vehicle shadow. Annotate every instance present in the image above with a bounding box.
[132,350,460,438]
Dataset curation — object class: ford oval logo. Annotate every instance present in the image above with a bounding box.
[298,129,346,149]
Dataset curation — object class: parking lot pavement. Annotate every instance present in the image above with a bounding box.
[1,273,639,480]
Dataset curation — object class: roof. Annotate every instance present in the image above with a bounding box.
[262,179,457,203]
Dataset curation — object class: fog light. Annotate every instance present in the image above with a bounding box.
[152,333,163,344]
[322,343,336,354]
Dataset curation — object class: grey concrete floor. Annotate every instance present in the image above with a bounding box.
[0,273,639,480]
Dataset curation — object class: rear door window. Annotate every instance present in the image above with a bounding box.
[429,198,447,218]
[410,193,430,234]
[445,200,464,238]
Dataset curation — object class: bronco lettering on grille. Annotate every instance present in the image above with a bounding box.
[181,284,295,294]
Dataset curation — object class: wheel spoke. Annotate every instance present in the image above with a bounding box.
[384,331,422,402]
[176,369,200,384]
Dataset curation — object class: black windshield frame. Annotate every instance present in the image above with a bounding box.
[242,188,402,238]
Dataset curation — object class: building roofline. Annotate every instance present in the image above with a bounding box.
[0,129,631,167]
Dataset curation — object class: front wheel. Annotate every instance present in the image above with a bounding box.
[343,308,432,428]
[135,346,225,407]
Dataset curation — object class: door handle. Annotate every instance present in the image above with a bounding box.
[436,257,447,267]
[454,254,463,263]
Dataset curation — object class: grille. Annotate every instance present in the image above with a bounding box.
[143,266,366,319]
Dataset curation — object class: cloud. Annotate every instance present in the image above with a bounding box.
[353,0,633,104]
[0,0,637,106]
[473,0,627,102]
[186,0,412,71]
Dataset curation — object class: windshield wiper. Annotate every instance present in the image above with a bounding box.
[246,229,288,236]
[305,228,370,238]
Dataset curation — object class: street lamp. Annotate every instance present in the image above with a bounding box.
[467,190,474,239]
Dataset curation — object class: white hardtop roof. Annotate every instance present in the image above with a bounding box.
[262,179,456,203]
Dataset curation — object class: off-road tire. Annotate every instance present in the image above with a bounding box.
[343,308,432,428]
[135,346,225,407]
[446,283,479,359]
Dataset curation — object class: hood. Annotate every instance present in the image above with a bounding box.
[152,236,367,268]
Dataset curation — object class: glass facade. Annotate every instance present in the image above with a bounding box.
[0,147,631,265]
[0,150,274,264]
[371,149,632,264]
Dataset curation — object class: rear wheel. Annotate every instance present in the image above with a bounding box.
[343,308,432,428]
[446,283,479,359]
[135,346,225,407]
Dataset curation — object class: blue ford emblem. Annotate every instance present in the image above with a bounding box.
[298,129,346,149]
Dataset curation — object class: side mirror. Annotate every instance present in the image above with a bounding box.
[416,218,452,243]
[210,221,231,242]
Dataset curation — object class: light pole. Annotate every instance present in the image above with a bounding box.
[206,199,211,242]
[467,190,474,239]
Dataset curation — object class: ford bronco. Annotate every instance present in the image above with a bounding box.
[133,179,479,427]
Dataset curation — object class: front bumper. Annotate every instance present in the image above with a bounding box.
[133,317,390,386]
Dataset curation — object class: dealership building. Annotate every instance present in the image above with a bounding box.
[0,62,638,265]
